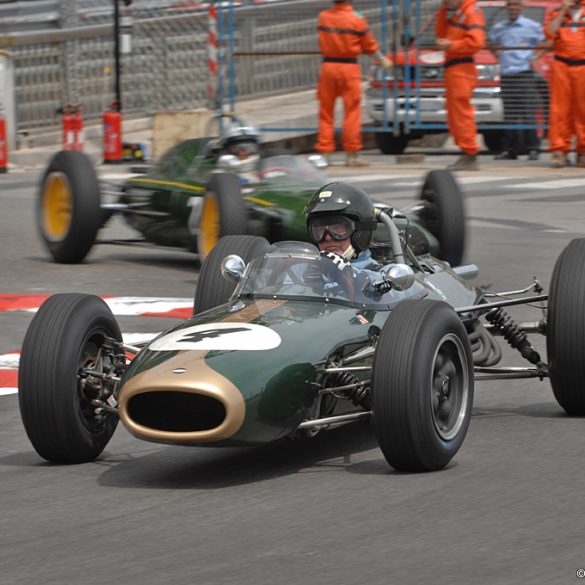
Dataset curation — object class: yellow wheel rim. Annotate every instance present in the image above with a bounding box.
[42,172,73,240]
[199,193,220,258]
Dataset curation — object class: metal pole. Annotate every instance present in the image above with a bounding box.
[114,0,121,112]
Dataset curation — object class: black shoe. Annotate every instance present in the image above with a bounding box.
[528,150,539,161]
[494,151,518,160]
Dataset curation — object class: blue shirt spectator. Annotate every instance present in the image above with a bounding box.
[489,14,544,74]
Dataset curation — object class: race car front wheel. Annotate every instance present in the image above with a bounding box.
[417,170,466,267]
[195,234,270,315]
[38,150,102,263]
[18,294,122,463]
[547,238,585,415]
[197,172,248,259]
[372,299,474,472]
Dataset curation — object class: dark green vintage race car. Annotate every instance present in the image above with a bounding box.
[18,204,585,471]
[37,136,466,266]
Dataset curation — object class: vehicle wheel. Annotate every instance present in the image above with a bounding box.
[197,172,248,259]
[481,130,505,154]
[195,234,270,315]
[374,132,409,155]
[38,150,102,263]
[372,299,474,472]
[417,170,466,266]
[547,238,585,415]
[18,294,123,463]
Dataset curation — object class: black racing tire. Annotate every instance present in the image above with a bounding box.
[18,294,122,463]
[546,238,585,415]
[197,172,248,260]
[372,300,474,472]
[374,132,409,155]
[418,170,466,266]
[38,150,102,264]
[194,235,270,315]
[481,130,505,154]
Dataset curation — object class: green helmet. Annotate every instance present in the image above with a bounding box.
[304,182,378,252]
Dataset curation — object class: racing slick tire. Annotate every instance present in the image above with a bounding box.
[197,172,248,260]
[546,238,585,415]
[18,294,123,463]
[417,170,466,267]
[38,150,102,264]
[372,299,474,471]
[194,235,270,315]
[374,132,409,155]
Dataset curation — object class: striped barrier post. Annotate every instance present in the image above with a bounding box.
[208,5,218,110]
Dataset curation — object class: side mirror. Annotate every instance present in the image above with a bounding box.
[221,254,246,283]
[307,154,328,169]
[383,264,415,291]
[217,154,241,170]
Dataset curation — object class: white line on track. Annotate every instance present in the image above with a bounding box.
[508,178,585,189]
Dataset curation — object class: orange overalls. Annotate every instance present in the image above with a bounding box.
[545,7,585,155]
[316,4,379,154]
[436,0,485,156]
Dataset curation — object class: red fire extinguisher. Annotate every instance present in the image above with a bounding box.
[62,105,75,151]
[71,105,84,151]
[0,115,7,174]
[103,100,123,163]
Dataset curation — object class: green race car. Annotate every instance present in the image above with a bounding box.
[37,119,466,266]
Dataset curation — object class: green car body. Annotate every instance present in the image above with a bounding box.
[38,138,457,264]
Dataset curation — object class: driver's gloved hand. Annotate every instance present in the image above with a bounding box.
[320,251,351,271]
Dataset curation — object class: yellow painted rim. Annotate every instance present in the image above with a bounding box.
[42,172,73,240]
[199,193,220,258]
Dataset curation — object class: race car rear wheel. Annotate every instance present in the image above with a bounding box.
[38,150,102,263]
[197,172,248,259]
[547,238,585,415]
[372,299,474,471]
[417,170,466,267]
[18,294,122,463]
[195,235,270,315]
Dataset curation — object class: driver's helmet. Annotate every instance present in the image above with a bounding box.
[221,122,260,173]
[304,182,378,253]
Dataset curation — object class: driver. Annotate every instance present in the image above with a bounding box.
[221,124,260,166]
[304,181,381,273]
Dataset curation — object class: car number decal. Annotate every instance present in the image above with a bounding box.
[149,323,282,352]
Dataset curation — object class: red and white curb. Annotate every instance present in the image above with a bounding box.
[0,294,194,319]
[0,333,160,397]
[0,294,194,397]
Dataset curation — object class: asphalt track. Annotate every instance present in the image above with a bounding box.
[1,153,585,585]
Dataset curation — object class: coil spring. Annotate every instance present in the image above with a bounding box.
[485,307,541,365]
[324,371,371,410]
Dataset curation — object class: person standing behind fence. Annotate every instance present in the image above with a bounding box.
[488,0,544,161]
[316,0,392,167]
[436,0,486,171]
[544,0,585,168]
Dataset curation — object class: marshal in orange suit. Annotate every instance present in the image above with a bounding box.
[316,0,392,167]
[545,0,585,168]
[436,0,486,171]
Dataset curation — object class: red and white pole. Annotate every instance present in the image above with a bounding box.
[208,5,218,110]
[0,114,7,173]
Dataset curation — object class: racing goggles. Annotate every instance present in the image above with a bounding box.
[308,215,355,242]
